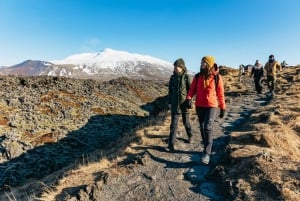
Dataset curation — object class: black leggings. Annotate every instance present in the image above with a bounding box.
[254,77,262,93]
[196,107,217,155]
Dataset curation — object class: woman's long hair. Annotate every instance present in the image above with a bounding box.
[201,63,218,79]
[201,63,218,88]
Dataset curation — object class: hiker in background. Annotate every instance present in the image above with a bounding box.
[238,64,245,82]
[186,56,226,165]
[281,60,288,69]
[250,59,264,94]
[167,58,193,152]
[264,54,282,95]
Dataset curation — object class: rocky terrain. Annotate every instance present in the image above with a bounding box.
[0,75,168,195]
[0,66,299,201]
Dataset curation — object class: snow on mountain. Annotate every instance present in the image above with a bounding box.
[0,49,174,81]
[51,48,173,75]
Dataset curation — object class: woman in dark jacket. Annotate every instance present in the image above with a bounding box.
[167,58,193,151]
[251,59,264,94]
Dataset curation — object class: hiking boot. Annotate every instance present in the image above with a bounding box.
[167,145,174,152]
[187,129,193,143]
[187,136,193,144]
[201,154,210,165]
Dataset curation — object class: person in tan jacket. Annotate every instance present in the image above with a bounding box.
[264,54,282,95]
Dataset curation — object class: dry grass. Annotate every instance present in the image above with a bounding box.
[225,66,300,201]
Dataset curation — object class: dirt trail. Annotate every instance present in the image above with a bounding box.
[85,75,270,201]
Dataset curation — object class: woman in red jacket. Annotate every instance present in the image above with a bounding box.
[186,56,226,165]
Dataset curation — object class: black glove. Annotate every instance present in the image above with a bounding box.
[219,109,225,118]
[186,99,192,109]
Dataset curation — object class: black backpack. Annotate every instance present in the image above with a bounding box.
[184,73,191,92]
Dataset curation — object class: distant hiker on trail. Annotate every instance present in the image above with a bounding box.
[186,56,226,165]
[281,60,288,68]
[264,54,282,95]
[167,58,193,152]
[250,59,264,94]
[238,64,245,82]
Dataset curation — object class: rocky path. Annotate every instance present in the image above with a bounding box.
[77,76,272,201]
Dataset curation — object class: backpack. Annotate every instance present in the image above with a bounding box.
[184,73,191,92]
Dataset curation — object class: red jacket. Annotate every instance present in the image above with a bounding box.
[187,72,226,110]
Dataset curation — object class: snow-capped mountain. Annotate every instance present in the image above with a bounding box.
[0,49,174,81]
[0,49,173,80]
[52,48,172,71]
[50,48,174,80]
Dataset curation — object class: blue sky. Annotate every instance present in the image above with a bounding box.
[0,0,299,72]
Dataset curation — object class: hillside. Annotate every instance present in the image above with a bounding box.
[0,66,299,201]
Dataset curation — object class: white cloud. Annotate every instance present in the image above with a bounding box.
[81,37,102,52]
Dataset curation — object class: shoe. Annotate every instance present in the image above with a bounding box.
[167,145,174,152]
[187,136,193,144]
[201,154,210,165]
[269,90,276,95]
[187,130,193,143]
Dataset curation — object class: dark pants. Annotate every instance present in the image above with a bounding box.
[267,75,276,93]
[254,77,262,93]
[196,107,217,155]
[168,112,192,147]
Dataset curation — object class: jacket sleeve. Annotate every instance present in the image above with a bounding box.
[260,68,264,77]
[250,67,254,77]
[216,75,226,110]
[168,77,172,104]
[186,75,197,100]
[264,63,269,75]
[184,74,192,93]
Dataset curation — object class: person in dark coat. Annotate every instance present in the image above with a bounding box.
[167,58,193,151]
[250,59,264,94]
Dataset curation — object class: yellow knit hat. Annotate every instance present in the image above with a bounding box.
[202,56,215,68]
